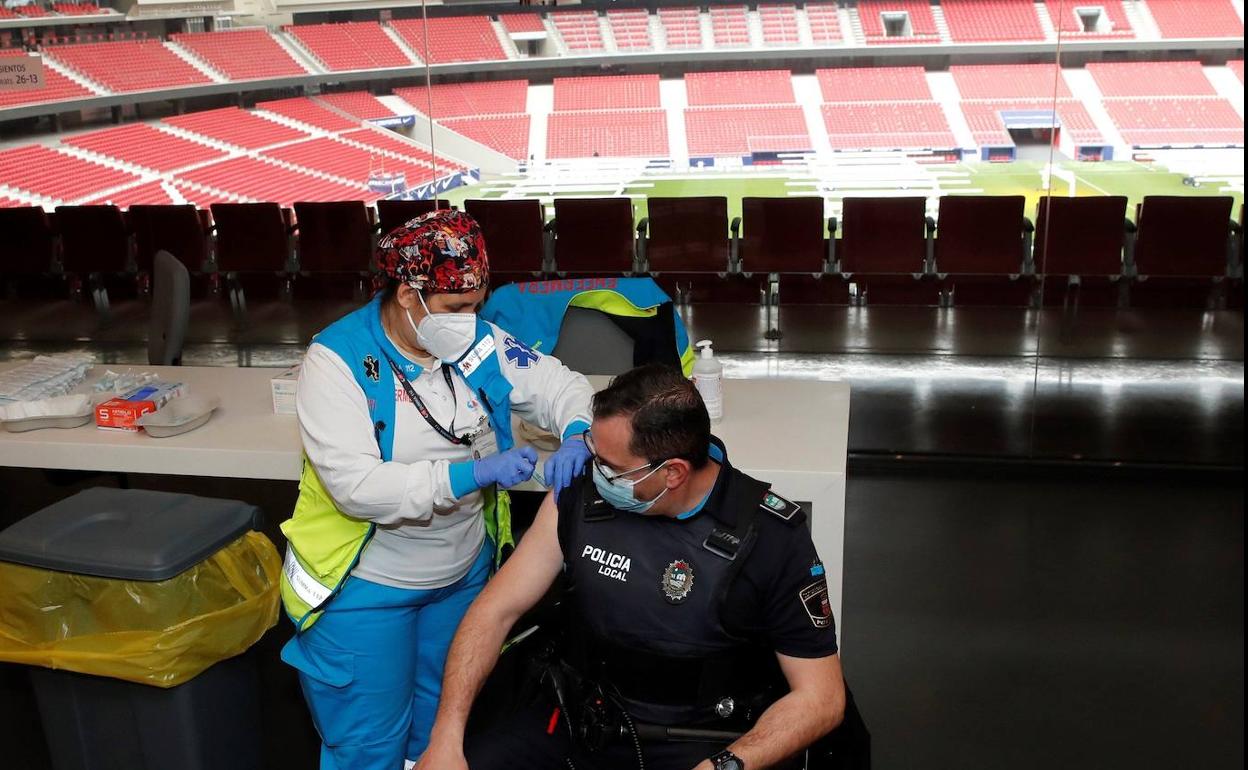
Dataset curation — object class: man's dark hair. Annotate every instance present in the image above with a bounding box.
[592,363,710,468]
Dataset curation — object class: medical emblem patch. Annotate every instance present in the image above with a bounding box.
[363,355,381,383]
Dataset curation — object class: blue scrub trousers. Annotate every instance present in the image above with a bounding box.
[281,542,492,770]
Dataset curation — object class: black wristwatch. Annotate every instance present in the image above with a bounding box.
[709,749,745,770]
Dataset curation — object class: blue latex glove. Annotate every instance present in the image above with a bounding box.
[543,436,592,496]
[473,446,538,489]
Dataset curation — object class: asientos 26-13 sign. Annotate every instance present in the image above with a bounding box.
[0,55,44,94]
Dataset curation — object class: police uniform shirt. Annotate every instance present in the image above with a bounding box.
[556,438,839,660]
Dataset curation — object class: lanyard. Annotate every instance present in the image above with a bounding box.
[383,353,470,447]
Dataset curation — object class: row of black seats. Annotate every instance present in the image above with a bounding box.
[0,195,1242,309]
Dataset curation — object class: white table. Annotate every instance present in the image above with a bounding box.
[0,365,850,626]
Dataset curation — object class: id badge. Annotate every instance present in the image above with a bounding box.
[471,424,498,459]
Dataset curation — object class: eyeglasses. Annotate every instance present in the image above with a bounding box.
[581,429,664,485]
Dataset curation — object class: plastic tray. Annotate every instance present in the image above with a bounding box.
[142,411,213,438]
[1,411,93,433]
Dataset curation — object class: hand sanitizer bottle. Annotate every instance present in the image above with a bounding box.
[691,340,723,422]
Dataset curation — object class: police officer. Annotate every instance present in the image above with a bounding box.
[416,364,847,770]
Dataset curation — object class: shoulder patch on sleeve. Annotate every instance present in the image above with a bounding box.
[502,335,541,369]
[799,576,834,629]
[760,490,804,525]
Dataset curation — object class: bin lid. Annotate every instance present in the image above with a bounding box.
[0,488,261,581]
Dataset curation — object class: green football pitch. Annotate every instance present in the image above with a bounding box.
[445,159,1242,225]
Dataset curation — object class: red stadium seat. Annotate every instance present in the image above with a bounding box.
[292,201,375,298]
[209,202,295,309]
[376,199,452,239]
[1033,195,1129,307]
[838,197,932,304]
[128,205,210,276]
[551,198,636,275]
[464,199,546,284]
[1130,195,1235,307]
[640,197,744,303]
[54,205,134,309]
[738,196,834,304]
[934,196,1034,305]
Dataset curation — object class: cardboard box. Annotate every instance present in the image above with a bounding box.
[95,382,185,432]
[271,365,300,415]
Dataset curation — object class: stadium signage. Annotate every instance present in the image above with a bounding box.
[0,55,43,94]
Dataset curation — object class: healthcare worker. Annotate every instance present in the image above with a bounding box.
[279,210,595,770]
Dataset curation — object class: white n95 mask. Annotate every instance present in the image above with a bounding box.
[407,290,476,363]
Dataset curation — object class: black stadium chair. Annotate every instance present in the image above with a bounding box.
[550,198,636,275]
[1033,195,1129,308]
[54,205,134,313]
[639,196,740,303]
[736,197,834,336]
[0,206,58,296]
[933,195,1034,306]
[1130,195,1235,308]
[464,198,546,285]
[837,197,932,304]
[210,202,296,318]
[292,201,376,299]
[376,198,452,238]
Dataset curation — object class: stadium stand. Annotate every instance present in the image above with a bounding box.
[658,6,704,49]
[1143,0,1244,39]
[44,39,211,93]
[607,9,653,51]
[83,180,184,207]
[178,156,370,205]
[951,63,1071,99]
[685,105,810,155]
[1102,98,1244,146]
[255,97,360,132]
[1087,61,1215,97]
[63,123,225,172]
[14,3,48,16]
[552,10,605,52]
[546,109,668,158]
[316,91,398,121]
[285,22,413,71]
[0,49,93,108]
[395,80,528,119]
[1232,60,1245,83]
[1043,0,1132,37]
[941,0,1046,41]
[337,129,443,167]
[164,107,310,149]
[804,1,844,43]
[758,4,801,46]
[51,3,107,15]
[685,70,795,105]
[441,115,531,160]
[818,66,934,101]
[857,0,940,43]
[822,101,957,150]
[499,13,547,34]
[263,137,435,186]
[710,5,752,47]
[553,74,661,111]
[389,16,507,64]
[171,29,307,81]
[0,145,139,202]
[960,99,1103,145]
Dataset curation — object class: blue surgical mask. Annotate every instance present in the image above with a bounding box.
[592,460,669,514]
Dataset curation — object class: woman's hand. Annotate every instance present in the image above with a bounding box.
[543,436,592,496]
[473,446,539,488]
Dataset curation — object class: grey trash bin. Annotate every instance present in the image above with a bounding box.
[0,488,269,770]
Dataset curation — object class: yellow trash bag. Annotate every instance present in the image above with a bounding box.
[0,531,281,689]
